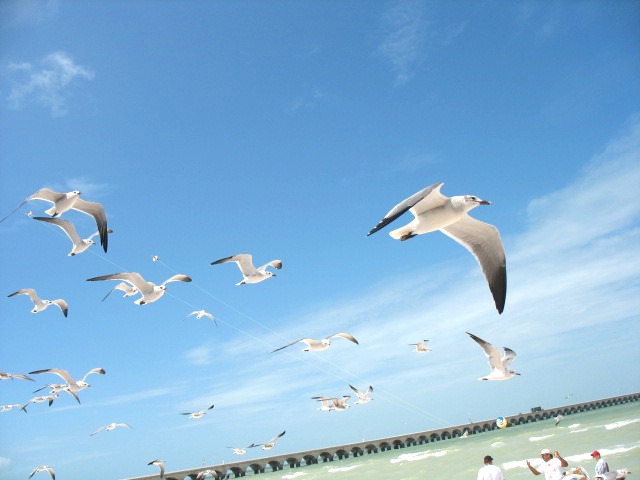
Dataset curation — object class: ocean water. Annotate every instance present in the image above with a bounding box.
[244,401,639,479]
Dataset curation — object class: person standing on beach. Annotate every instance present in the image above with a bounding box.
[591,450,609,475]
[526,448,568,480]
[477,455,505,480]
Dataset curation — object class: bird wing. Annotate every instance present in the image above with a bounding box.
[270,338,309,353]
[12,373,35,381]
[259,259,282,271]
[52,299,68,317]
[161,274,192,286]
[60,387,81,404]
[328,332,359,345]
[80,368,106,382]
[71,197,109,252]
[408,183,449,215]
[33,216,83,245]
[87,272,150,294]
[90,426,105,436]
[441,215,507,314]
[269,430,286,444]
[367,182,444,236]
[29,368,76,385]
[466,333,505,373]
[8,288,39,302]
[102,283,134,302]
[349,385,364,399]
[211,254,258,275]
[501,347,517,370]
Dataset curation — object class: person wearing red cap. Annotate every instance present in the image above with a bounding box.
[591,451,609,476]
[526,448,568,479]
[477,455,504,480]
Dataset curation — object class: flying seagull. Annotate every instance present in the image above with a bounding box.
[311,396,350,411]
[32,383,81,404]
[32,216,112,256]
[211,253,282,285]
[87,272,192,305]
[248,430,286,450]
[29,367,105,393]
[180,404,214,419]
[22,395,56,410]
[227,447,248,455]
[0,370,34,381]
[8,288,68,317]
[271,332,359,353]
[28,466,55,480]
[1,403,28,413]
[555,414,564,426]
[466,332,520,381]
[196,470,217,480]
[409,340,431,353]
[349,384,374,405]
[1,188,109,252]
[148,460,165,480]
[90,422,134,436]
[187,309,217,326]
[367,182,506,314]
[101,282,139,302]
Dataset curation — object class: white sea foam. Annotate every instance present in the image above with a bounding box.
[389,449,449,464]
[326,465,361,473]
[282,473,306,479]
[491,441,505,447]
[503,458,545,470]
[605,418,639,430]
[570,428,589,433]
[567,424,580,429]
[566,445,639,464]
[529,434,554,442]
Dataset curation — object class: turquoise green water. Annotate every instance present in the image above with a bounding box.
[246,402,639,479]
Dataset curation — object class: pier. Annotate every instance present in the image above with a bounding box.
[125,392,639,480]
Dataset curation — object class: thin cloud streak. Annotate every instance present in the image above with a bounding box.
[6,51,94,116]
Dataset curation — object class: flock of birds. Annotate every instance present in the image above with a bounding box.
[1,182,522,479]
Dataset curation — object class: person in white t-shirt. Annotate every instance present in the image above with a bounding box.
[526,448,568,480]
[477,455,505,480]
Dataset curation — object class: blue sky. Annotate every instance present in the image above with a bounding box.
[1,1,639,479]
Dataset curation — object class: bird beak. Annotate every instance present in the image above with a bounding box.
[480,199,492,205]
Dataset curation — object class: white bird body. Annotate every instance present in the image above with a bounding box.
[350,385,373,405]
[367,182,506,314]
[227,447,247,455]
[313,395,350,411]
[29,466,55,480]
[102,282,139,302]
[248,430,285,450]
[32,216,109,256]
[555,414,564,425]
[595,469,632,480]
[188,309,217,326]
[32,383,81,404]
[29,367,105,393]
[148,459,165,479]
[409,340,431,353]
[271,332,359,353]
[180,404,214,419]
[211,253,282,285]
[8,288,68,317]
[1,403,28,413]
[87,272,191,305]
[1,188,110,252]
[23,395,56,410]
[467,332,520,381]
[196,469,217,479]
[90,422,133,435]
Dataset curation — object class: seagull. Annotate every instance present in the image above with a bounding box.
[248,430,286,450]
[101,282,140,302]
[349,385,373,405]
[595,470,632,480]
[466,332,520,381]
[1,403,28,413]
[152,255,159,262]
[565,393,574,399]
[90,422,134,435]
[1,188,109,252]
[271,332,359,353]
[0,370,34,381]
[32,216,112,256]
[32,383,81,404]
[148,460,165,480]
[86,272,192,305]
[29,367,106,393]
[187,309,217,326]
[211,253,282,285]
[226,447,248,455]
[28,466,55,480]
[409,340,431,353]
[22,395,56,410]
[180,404,214,419]
[196,470,217,480]
[7,288,68,317]
[367,182,506,314]
[555,414,564,426]
[312,396,350,411]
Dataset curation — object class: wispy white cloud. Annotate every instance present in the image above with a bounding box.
[6,51,94,117]
[0,0,58,28]
[286,88,326,112]
[377,1,466,87]
[184,344,215,366]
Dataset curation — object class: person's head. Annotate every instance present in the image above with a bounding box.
[483,455,493,465]
[591,451,601,460]
[540,449,553,461]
